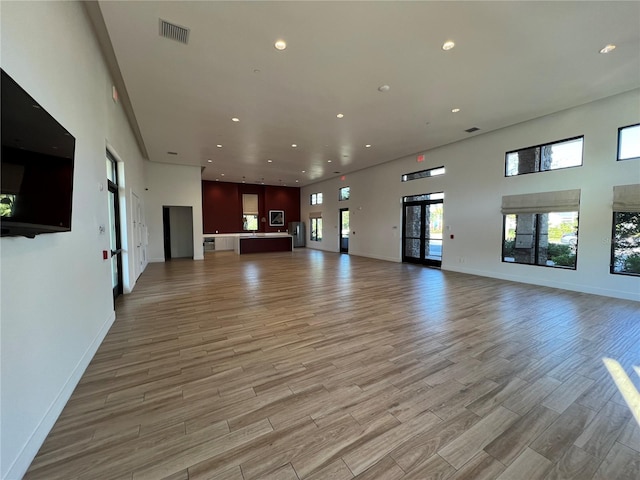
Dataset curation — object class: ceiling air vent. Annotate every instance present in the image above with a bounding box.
[159,19,190,45]
[465,127,480,133]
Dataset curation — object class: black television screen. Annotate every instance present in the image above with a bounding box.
[1,69,75,238]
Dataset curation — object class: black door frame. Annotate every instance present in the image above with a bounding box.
[107,152,123,300]
[402,198,443,267]
[162,206,172,261]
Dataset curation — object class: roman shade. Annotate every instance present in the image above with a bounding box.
[501,189,580,214]
[613,184,640,212]
[309,211,322,218]
[242,194,258,215]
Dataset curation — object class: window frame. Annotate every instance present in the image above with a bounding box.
[501,211,579,270]
[504,135,584,177]
[617,123,640,162]
[310,217,322,241]
[401,166,445,182]
[339,186,350,201]
[310,192,323,205]
[610,211,640,277]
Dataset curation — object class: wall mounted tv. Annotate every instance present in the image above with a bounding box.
[1,69,75,238]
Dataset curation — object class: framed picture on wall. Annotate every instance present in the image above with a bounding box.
[269,210,285,227]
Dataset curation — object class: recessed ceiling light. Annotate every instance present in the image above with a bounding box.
[378,84,390,92]
[442,40,455,51]
[451,108,461,113]
[267,159,273,163]
[295,180,299,183]
[599,44,616,54]
[365,144,371,148]
[221,173,225,176]
[231,117,240,122]
[291,144,297,148]
[302,170,306,173]
[327,160,332,163]
[336,113,344,118]
[216,144,222,148]
[207,159,212,163]
[216,178,219,181]
[274,39,287,51]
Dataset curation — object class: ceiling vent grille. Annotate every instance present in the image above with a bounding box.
[159,19,190,45]
[465,127,480,133]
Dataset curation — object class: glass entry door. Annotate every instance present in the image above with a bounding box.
[107,152,123,301]
[340,208,349,253]
[402,193,444,267]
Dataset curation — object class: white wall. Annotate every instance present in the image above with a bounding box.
[145,161,204,262]
[302,89,640,301]
[0,2,147,478]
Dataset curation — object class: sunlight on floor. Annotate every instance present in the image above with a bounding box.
[603,357,640,427]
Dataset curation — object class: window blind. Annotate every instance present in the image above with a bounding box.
[613,184,640,212]
[309,211,322,218]
[242,194,258,215]
[501,189,580,214]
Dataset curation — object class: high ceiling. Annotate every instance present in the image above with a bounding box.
[96,1,640,187]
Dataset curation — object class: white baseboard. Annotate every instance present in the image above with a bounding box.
[348,251,400,263]
[444,265,640,302]
[3,311,116,480]
[149,257,166,263]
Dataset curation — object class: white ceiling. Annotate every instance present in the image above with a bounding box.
[97,1,640,187]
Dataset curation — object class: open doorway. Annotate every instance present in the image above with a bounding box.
[340,208,349,253]
[162,206,194,260]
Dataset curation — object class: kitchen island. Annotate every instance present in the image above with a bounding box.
[235,233,293,254]
[203,233,293,254]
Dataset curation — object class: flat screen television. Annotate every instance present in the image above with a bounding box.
[1,69,75,238]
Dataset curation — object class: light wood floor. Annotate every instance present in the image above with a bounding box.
[25,249,640,480]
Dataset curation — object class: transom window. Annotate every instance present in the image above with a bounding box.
[618,124,640,161]
[505,136,583,176]
[403,192,444,202]
[310,193,323,205]
[402,166,445,182]
[339,186,350,201]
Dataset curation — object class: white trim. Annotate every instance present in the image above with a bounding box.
[444,265,640,302]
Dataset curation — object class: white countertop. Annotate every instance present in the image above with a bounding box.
[204,232,291,238]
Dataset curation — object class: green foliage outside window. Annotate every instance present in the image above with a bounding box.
[612,212,640,275]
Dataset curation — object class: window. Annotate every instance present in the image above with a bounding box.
[505,136,583,176]
[310,217,322,241]
[310,193,323,205]
[611,184,640,276]
[0,194,16,217]
[501,189,581,269]
[242,193,258,231]
[402,166,445,182]
[618,124,640,161]
[242,215,258,231]
[403,192,444,202]
[339,186,350,201]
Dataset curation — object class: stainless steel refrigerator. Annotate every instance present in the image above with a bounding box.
[288,222,305,247]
